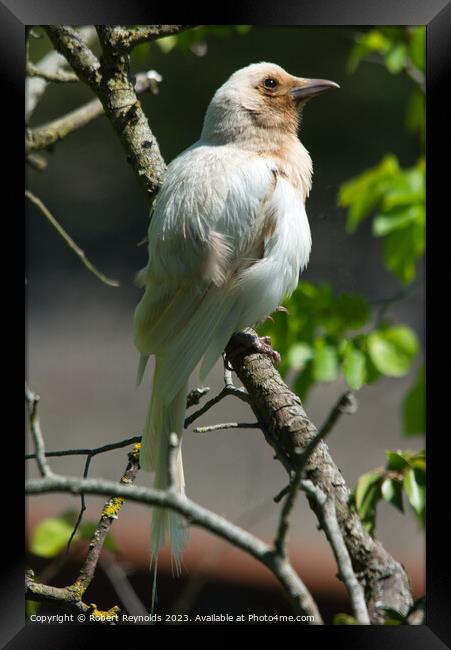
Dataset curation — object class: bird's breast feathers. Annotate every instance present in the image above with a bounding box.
[145,142,311,299]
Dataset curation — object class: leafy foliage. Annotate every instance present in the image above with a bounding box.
[348,27,425,77]
[29,510,119,559]
[340,26,425,285]
[339,156,425,284]
[350,448,425,534]
[333,613,358,625]
[258,281,418,400]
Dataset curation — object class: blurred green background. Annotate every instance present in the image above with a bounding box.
[26,26,425,622]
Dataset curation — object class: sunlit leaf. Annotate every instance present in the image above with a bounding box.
[385,43,407,73]
[333,613,358,625]
[408,27,426,72]
[404,467,426,525]
[342,347,367,390]
[367,326,419,376]
[313,340,339,382]
[30,517,77,558]
[381,477,404,512]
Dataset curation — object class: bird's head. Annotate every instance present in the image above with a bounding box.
[201,62,339,144]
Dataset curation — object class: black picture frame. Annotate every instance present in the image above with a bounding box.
[8,1,450,647]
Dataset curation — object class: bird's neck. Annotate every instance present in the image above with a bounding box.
[201,107,312,199]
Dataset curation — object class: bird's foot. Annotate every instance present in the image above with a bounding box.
[224,332,281,369]
[262,305,289,325]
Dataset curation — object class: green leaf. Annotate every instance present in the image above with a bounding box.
[386,450,411,471]
[333,613,358,625]
[347,29,392,73]
[381,477,404,512]
[287,343,314,370]
[380,607,407,624]
[367,326,419,377]
[408,27,426,72]
[373,204,424,236]
[312,340,339,382]
[383,220,425,284]
[405,448,426,472]
[404,467,426,525]
[402,366,425,435]
[338,155,399,233]
[381,166,425,211]
[155,35,178,53]
[30,517,77,558]
[342,347,367,390]
[354,470,383,534]
[385,43,407,73]
[26,600,40,617]
[334,293,370,331]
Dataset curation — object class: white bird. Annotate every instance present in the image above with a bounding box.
[133,62,338,593]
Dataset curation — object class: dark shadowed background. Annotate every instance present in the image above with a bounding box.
[26,26,424,622]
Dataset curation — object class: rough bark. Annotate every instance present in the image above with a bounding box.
[226,334,413,623]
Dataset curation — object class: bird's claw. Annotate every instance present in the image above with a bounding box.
[224,332,281,369]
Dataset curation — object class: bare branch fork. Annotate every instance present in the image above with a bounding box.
[26,424,322,622]
[225,334,414,623]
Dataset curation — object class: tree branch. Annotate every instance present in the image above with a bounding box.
[26,98,104,154]
[26,61,79,83]
[44,25,168,206]
[301,480,370,625]
[26,70,163,155]
[193,422,258,433]
[26,26,97,120]
[102,25,194,51]
[26,471,322,622]
[225,332,413,624]
[25,384,53,478]
[75,444,141,595]
[25,189,120,287]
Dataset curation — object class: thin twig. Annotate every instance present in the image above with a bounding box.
[100,557,149,619]
[45,25,167,205]
[186,386,210,408]
[64,453,93,557]
[75,444,141,595]
[301,480,370,625]
[25,383,53,478]
[274,449,303,558]
[27,472,322,622]
[273,392,358,505]
[25,189,120,287]
[185,373,249,429]
[26,153,47,171]
[103,25,194,51]
[25,436,141,461]
[26,69,163,155]
[26,98,105,154]
[26,61,79,83]
[26,26,97,120]
[227,331,413,622]
[193,422,258,433]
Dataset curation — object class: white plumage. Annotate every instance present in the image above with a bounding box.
[133,62,337,598]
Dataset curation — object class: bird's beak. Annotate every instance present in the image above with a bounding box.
[291,78,340,103]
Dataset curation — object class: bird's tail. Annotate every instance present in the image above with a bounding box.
[140,357,189,607]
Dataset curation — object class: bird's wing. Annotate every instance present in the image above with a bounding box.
[133,144,282,374]
[143,143,279,286]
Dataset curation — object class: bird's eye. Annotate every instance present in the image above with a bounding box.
[263,78,278,89]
